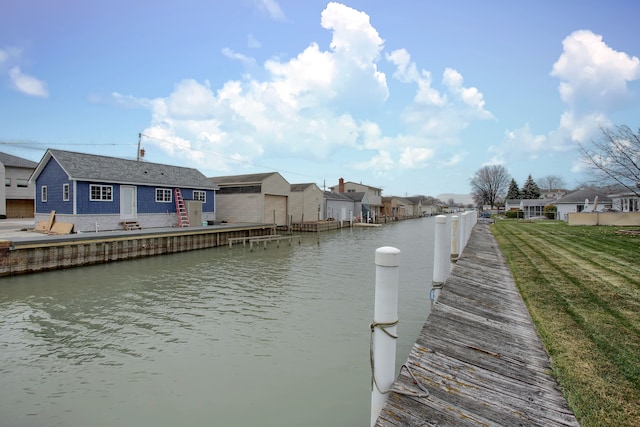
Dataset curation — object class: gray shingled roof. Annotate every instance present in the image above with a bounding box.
[211,172,278,185]
[323,191,354,201]
[0,151,38,169]
[343,192,367,202]
[36,149,217,189]
[556,188,612,204]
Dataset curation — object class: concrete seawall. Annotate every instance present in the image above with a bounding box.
[0,224,275,277]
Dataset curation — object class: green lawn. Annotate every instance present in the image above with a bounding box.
[490,220,640,427]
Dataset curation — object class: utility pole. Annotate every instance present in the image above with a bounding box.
[136,133,145,161]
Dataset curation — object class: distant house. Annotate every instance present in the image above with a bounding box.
[330,178,382,222]
[504,198,553,219]
[608,190,639,212]
[504,199,521,212]
[381,196,417,219]
[290,183,324,222]
[540,188,568,201]
[323,191,356,222]
[555,188,613,221]
[30,149,218,232]
[520,199,553,219]
[343,191,370,221]
[0,152,38,218]
[211,172,290,226]
[404,197,424,217]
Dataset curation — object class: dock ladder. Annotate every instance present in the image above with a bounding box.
[174,188,190,227]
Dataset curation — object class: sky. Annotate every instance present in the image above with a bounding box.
[1,1,640,199]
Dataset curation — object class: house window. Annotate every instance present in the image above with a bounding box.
[156,188,172,203]
[90,184,113,201]
[63,184,70,201]
[5,178,10,187]
[17,178,28,188]
[193,190,206,202]
[41,186,47,202]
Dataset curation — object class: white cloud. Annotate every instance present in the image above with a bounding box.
[442,68,492,119]
[551,30,640,112]
[399,147,434,168]
[0,46,20,66]
[351,150,394,173]
[256,0,286,21]
[1,47,48,98]
[490,30,639,164]
[120,3,494,180]
[487,124,550,166]
[9,66,48,97]
[550,30,640,149]
[121,3,393,174]
[386,49,493,144]
[109,92,153,109]
[222,48,257,67]
[247,33,261,49]
[440,152,466,168]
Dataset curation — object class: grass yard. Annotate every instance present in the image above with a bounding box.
[491,220,640,427]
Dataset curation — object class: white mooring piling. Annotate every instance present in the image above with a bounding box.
[450,215,459,263]
[370,246,400,427]
[431,215,449,304]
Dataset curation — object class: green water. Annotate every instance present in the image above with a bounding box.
[0,218,435,426]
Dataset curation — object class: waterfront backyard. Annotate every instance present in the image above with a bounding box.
[491,220,640,427]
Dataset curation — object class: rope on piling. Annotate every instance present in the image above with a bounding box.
[430,281,444,303]
[369,320,430,398]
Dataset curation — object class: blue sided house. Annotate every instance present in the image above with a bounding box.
[30,149,219,232]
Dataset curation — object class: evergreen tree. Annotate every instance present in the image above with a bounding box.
[506,178,521,200]
[521,174,541,199]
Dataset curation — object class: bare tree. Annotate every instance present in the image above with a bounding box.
[469,164,511,208]
[579,125,640,197]
[539,175,566,191]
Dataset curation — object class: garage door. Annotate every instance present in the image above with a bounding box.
[263,195,287,225]
[6,199,34,218]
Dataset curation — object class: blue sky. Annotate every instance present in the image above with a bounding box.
[1,1,639,198]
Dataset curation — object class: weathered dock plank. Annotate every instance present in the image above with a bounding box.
[374,223,579,427]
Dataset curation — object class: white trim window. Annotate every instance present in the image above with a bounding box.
[193,190,206,202]
[90,184,113,201]
[156,188,172,203]
[63,183,70,201]
[41,186,47,202]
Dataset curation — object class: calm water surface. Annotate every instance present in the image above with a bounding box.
[0,218,436,426]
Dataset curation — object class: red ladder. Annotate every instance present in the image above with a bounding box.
[174,188,190,227]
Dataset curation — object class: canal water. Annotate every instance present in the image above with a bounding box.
[0,217,436,427]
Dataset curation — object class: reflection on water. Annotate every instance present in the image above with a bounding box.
[0,218,435,427]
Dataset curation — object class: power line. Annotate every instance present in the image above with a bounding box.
[0,141,136,149]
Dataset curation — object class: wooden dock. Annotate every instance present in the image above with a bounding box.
[374,223,579,427]
[228,234,300,249]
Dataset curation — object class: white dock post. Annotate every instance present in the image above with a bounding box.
[432,215,448,304]
[370,246,400,427]
[459,211,467,255]
[450,215,459,263]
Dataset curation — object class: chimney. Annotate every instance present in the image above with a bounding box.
[339,177,344,193]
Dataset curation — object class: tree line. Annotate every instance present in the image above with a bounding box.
[470,125,640,208]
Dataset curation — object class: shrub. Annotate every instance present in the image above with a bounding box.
[544,203,557,220]
[505,209,523,219]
